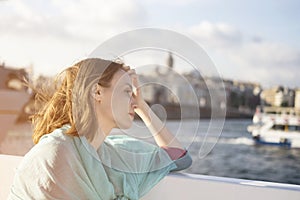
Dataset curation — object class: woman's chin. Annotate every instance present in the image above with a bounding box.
[115,120,133,130]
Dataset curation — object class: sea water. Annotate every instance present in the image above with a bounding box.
[128,119,300,185]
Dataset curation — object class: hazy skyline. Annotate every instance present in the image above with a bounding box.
[0,0,299,88]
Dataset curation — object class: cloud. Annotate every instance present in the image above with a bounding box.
[186,21,300,88]
[140,0,199,6]
[238,42,300,69]
[229,42,300,87]
[1,0,145,40]
[0,1,299,88]
[187,21,243,48]
[0,0,146,75]
[50,0,146,40]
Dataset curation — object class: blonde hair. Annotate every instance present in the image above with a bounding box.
[32,58,127,144]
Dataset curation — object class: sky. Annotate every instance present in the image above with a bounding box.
[0,0,299,88]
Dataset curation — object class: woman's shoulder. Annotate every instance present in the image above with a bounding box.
[11,125,83,198]
[39,124,72,142]
[23,125,76,163]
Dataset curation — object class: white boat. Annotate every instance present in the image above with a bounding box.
[247,106,300,148]
[1,154,300,199]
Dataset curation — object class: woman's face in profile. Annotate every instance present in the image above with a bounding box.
[99,69,136,129]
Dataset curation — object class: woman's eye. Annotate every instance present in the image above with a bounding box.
[125,90,133,95]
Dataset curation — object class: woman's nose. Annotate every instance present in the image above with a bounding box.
[131,96,137,109]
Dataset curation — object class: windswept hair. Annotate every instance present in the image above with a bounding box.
[32,58,127,144]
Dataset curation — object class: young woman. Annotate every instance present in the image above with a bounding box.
[9,58,192,200]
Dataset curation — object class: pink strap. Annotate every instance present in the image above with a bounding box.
[161,146,187,160]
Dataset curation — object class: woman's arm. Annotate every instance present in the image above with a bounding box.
[130,70,192,173]
[130,70,184,149]
[135,101,184,149]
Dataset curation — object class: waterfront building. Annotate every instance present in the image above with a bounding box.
[261,86,295,107]
[295,89,300,109]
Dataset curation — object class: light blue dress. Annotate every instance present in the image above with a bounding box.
[9,125,192,200]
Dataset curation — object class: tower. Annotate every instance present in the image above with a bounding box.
[167,52,174,69]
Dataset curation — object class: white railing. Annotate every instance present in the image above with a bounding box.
[142,173,300,200]
[0,154,23,199]
[1,154,300,200]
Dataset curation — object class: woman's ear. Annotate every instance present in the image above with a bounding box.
[91,84,102,102]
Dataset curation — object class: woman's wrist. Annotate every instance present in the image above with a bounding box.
[135,101,152,125]
[135,100,184,149]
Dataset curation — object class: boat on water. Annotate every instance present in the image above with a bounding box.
[247,106,300,148]
[0,64,31,141]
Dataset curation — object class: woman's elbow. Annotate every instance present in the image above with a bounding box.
[171,152,193,172]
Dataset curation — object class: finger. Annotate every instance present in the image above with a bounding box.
[131,75,139,95]
[129,70,138,85]
[127,69,140,95]
[122,65,131,71]
[127,69,136,75]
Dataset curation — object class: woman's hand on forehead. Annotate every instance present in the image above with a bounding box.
[128,69,138,94]
[122,65,131,71]
[127,69,145,107]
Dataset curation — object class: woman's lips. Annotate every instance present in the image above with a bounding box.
[129,112,135,118]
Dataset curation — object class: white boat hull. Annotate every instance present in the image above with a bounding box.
[248,107,300,148]
[249,122,300,148]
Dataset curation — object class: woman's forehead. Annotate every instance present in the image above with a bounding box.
[111,70,131,86]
